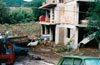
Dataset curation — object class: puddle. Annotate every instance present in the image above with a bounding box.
[14,55,54,65]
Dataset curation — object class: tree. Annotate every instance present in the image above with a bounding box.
[0,0,10,24]
[86,0,100,49]
[32,0,46,21]
[3,0,28,7]
[10,9,34,24]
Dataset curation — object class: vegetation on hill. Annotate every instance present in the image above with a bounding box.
[0,0,46,24]
[0,0,10,24]
[9,9,34,24]
[3,0,32,7]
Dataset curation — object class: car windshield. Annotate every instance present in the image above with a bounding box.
[85,58,100,65]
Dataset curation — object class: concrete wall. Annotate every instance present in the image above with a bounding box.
[59,5,66,23]
[76,0,95,2]
[64,26,78,48]
[64,28,75,45]
[46,0,94,4]
[59,27,64,44]
[64,2,76,24]
[46,0,73,3]
[63,0,95,2]
[46,0,58,3]
[64,0,73,3]
[55,24,78,49]
[55,25,65,45]
[54,6,59,23]
[46,0,54,3]
[57,1,77,24]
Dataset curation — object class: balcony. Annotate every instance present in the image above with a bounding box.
[76,20,88,27]
[40,18,56,25]
[39,2,57,9]
[39,15,57,25]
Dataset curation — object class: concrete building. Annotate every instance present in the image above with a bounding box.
[39,0,97,49]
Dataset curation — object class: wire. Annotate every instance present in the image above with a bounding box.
[8,0,97,14]
[31,0,99,14]
[32,6,90,14]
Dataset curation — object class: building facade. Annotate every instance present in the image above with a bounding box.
[39,0,97,49]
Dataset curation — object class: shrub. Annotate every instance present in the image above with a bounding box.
[32,0,46,21]
[10,9,34,24]
[0,0,10,24]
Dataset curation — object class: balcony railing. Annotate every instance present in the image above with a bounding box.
[45,18,50,22]
[39,15,50,23]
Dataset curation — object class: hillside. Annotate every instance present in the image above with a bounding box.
[3,0,32,7]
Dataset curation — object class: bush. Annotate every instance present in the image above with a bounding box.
[9,9,34,24]
[32,0,46,21]
[0,0,10,24]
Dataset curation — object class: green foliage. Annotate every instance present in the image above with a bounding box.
[67,40,73,45]
[32,0,46,21]
[56,47,67,53]
[56,40,73,53]
[56,45,71,53]
[10,9,34,24]
[86,0,100,43]
[0,0,10,24]
[3,0,32,7]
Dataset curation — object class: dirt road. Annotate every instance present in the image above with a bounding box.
[14,55,54,65]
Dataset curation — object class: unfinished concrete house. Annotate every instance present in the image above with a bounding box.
[39,0,98,49]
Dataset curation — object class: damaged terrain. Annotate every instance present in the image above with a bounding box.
[0,23,100,65]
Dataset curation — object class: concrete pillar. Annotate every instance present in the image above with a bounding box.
[50,8,55,23]
[74,27,78,49]
[75,1,79,25]
[55,25,59,44]
[74,1,79,49]
[46,25,49,34]
[41,25,43,35]
[59,27,64,44]
[45,25,47,34]
[50,26,53,40]
[55,7,59,23]
[46,11,48,21]
[50,9,52,23]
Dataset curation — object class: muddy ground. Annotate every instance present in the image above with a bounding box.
[28,44,100,65]
[1,22,100,65]
[14,55,54,65]
[12,44,100,65]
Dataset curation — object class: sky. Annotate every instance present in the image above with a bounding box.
[24,0,33,2]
